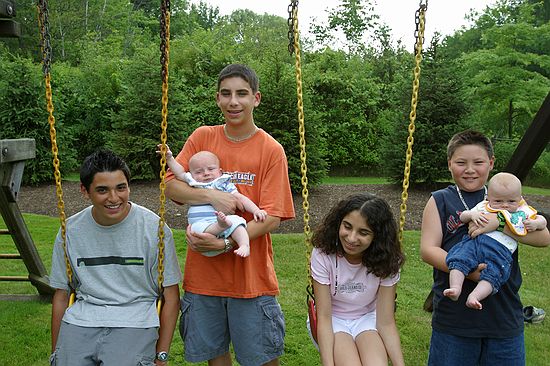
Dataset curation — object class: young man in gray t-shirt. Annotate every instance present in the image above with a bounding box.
[50,150,182,366]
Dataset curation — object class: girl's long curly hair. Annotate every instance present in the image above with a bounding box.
[311,192,404,278]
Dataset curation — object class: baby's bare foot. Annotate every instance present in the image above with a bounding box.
[216,211,231,229]
[466,295,483,310]
[234,245,250,258]
[443,288,461,301]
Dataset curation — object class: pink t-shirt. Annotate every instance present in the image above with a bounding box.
[310,247,400,320]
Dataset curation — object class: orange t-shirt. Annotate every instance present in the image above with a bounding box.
[166,125,295,298]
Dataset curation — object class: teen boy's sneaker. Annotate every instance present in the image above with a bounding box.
[523,305,545,324]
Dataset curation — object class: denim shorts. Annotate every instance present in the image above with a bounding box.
[179,292,285,365]
[446,234,513,293]
[428,328,525,366]
[50,321,157,366]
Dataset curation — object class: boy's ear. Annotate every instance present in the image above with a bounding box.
[254,91,261,107]
[80,183,89,198]
[489,156,495,170]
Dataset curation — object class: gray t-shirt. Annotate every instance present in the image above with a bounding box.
[50,202,182,328]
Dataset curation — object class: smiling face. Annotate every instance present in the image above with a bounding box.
[338,210,374,264]
[81,170,131,226]
[216,76,261,128]
[448,144,494,192]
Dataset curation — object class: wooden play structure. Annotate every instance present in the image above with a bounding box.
[505,91,550,182]
[0,138,54,297]
[0,0,20,38]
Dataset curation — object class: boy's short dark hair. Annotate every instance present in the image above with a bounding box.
[80,149,130,192]
[447,130,494,160]
[217,64,259,93]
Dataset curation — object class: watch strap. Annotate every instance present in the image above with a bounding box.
[223,238,233,253]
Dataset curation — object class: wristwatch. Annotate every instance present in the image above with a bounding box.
[156,351,169,362]
[223,238,233,253]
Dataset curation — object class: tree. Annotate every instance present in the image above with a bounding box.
[384,37,468,184]
[107,44,162,180]
[459,14,550,137]
[0,50,77,184]
[310,0,379,54]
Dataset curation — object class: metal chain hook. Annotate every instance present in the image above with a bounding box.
[287,0,299,55]
[38,0,52,76]
[414,0,428,55]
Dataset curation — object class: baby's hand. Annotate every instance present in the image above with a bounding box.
[470,211,488,227]
[524,217,546,232]
[524,219,537,232]
[254,209,267,222]
[156,144,173,159]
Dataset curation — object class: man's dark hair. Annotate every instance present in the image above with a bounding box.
[80,150,130,191]
[217,64,259,93]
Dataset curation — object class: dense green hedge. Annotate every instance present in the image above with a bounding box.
[1,1,549,189]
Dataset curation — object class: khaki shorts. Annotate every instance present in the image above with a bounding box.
[50,321,158,366]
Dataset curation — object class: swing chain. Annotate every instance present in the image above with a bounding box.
[159,0,170,86]
[157,0,171,304]
[287,0,299,55]
[398,1,427,245]
[37,0,74,300]
[288,0,313,289]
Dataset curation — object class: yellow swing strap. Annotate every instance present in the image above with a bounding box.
[37,0,75,306]
[287,0,314,304]
[156,0,171,315]
[398,0,427,245]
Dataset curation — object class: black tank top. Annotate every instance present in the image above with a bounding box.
[431,185,523,337]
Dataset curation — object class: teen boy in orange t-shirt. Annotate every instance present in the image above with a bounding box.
[165,64,295,366]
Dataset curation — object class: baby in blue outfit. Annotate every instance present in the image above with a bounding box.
[161,146,266,257]
[445,172,546,309]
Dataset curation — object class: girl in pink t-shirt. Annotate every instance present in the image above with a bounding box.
[309,192,405,366]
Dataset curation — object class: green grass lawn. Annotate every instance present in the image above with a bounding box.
[322,176,550,196]
[1,215,549,365]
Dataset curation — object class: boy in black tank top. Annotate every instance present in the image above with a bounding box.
[420,130,550,365]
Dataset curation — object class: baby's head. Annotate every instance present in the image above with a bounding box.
[188,151,223,183]
[487,172,523,212]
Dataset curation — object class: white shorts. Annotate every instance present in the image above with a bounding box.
[332,311,377,339]
[306,311,377,348]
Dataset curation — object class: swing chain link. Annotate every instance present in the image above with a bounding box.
[37,0,74,301]
[157,0,171,310]
[399,1,427,245]
[287,0,299,55]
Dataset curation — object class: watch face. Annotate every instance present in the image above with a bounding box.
[156,351,168,361]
